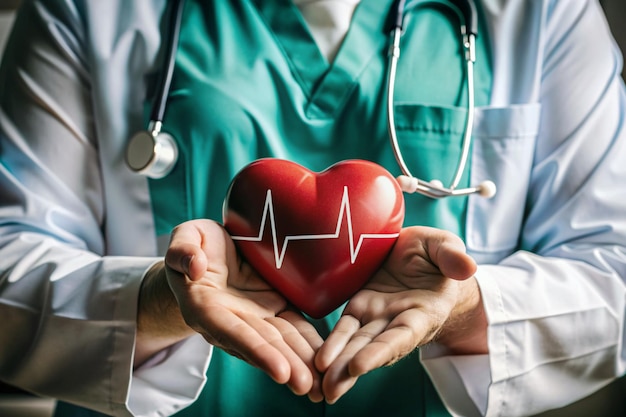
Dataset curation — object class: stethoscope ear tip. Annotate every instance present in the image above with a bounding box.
[477,180,497,198]
[397,175,419,193]
[396,175,497,199]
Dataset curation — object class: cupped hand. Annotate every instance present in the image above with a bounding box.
[164,219,324,402]
[314,226,486,404]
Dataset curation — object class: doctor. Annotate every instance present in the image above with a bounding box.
[0,0,625,416]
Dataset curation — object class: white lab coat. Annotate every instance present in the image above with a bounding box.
[0,0,625,416]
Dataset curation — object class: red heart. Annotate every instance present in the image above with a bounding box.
[222,159,405,318]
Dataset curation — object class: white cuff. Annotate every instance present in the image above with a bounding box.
[421,343,490,417]
[128,334,212,417]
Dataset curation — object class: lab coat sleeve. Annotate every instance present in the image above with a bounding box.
[0,1,210,416]
[421,0,626,416]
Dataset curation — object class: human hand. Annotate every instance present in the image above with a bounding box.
[314,226,486,404]
[164,219,324,401]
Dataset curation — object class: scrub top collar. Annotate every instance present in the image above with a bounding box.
[251,0,395,119]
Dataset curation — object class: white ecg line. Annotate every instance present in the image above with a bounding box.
[231,186,400,269]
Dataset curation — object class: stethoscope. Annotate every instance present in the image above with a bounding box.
[125,0,496,199]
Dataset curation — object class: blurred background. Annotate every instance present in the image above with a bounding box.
[0,0,625,416]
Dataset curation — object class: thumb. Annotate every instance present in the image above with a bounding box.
[164,220,220,281]
[426,229,477,281]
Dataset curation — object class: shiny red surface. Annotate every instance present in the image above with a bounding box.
[223,159,405,318]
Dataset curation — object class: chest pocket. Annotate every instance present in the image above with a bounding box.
[465,103,542,263]
[391,103,472,238]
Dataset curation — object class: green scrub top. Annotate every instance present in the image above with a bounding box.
[147,0,493,416]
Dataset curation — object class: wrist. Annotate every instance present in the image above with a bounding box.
[436,277,488,355]
[135,261,195,367]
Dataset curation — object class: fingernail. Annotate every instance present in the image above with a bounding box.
[307,391,324,403]
[287,384,302,397]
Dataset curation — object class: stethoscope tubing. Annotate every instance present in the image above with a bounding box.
[387,46,478,199]
[151,0,185,127]
[128,0,495,198]
[388,0,495,198]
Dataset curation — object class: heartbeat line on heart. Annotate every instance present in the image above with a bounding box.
[230,186,400,269]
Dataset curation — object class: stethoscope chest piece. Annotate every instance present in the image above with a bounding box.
[126,0,184,179]
[126,122,178,179]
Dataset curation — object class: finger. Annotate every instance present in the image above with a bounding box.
[279,310,325,353]
[432,237,477,280]
[348,315,423,378]
[321,319,390,404]
[278,311,325,402]
[180,300,291,384]
[267,314,324,401]
[195,307,293,385]
[244,313,317,396]
[325,318,389,369]
[165,221,210,279]
[315,315,360,372]
[416,227,477,281]
[322,357,359,405]
[165,220,234,281]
